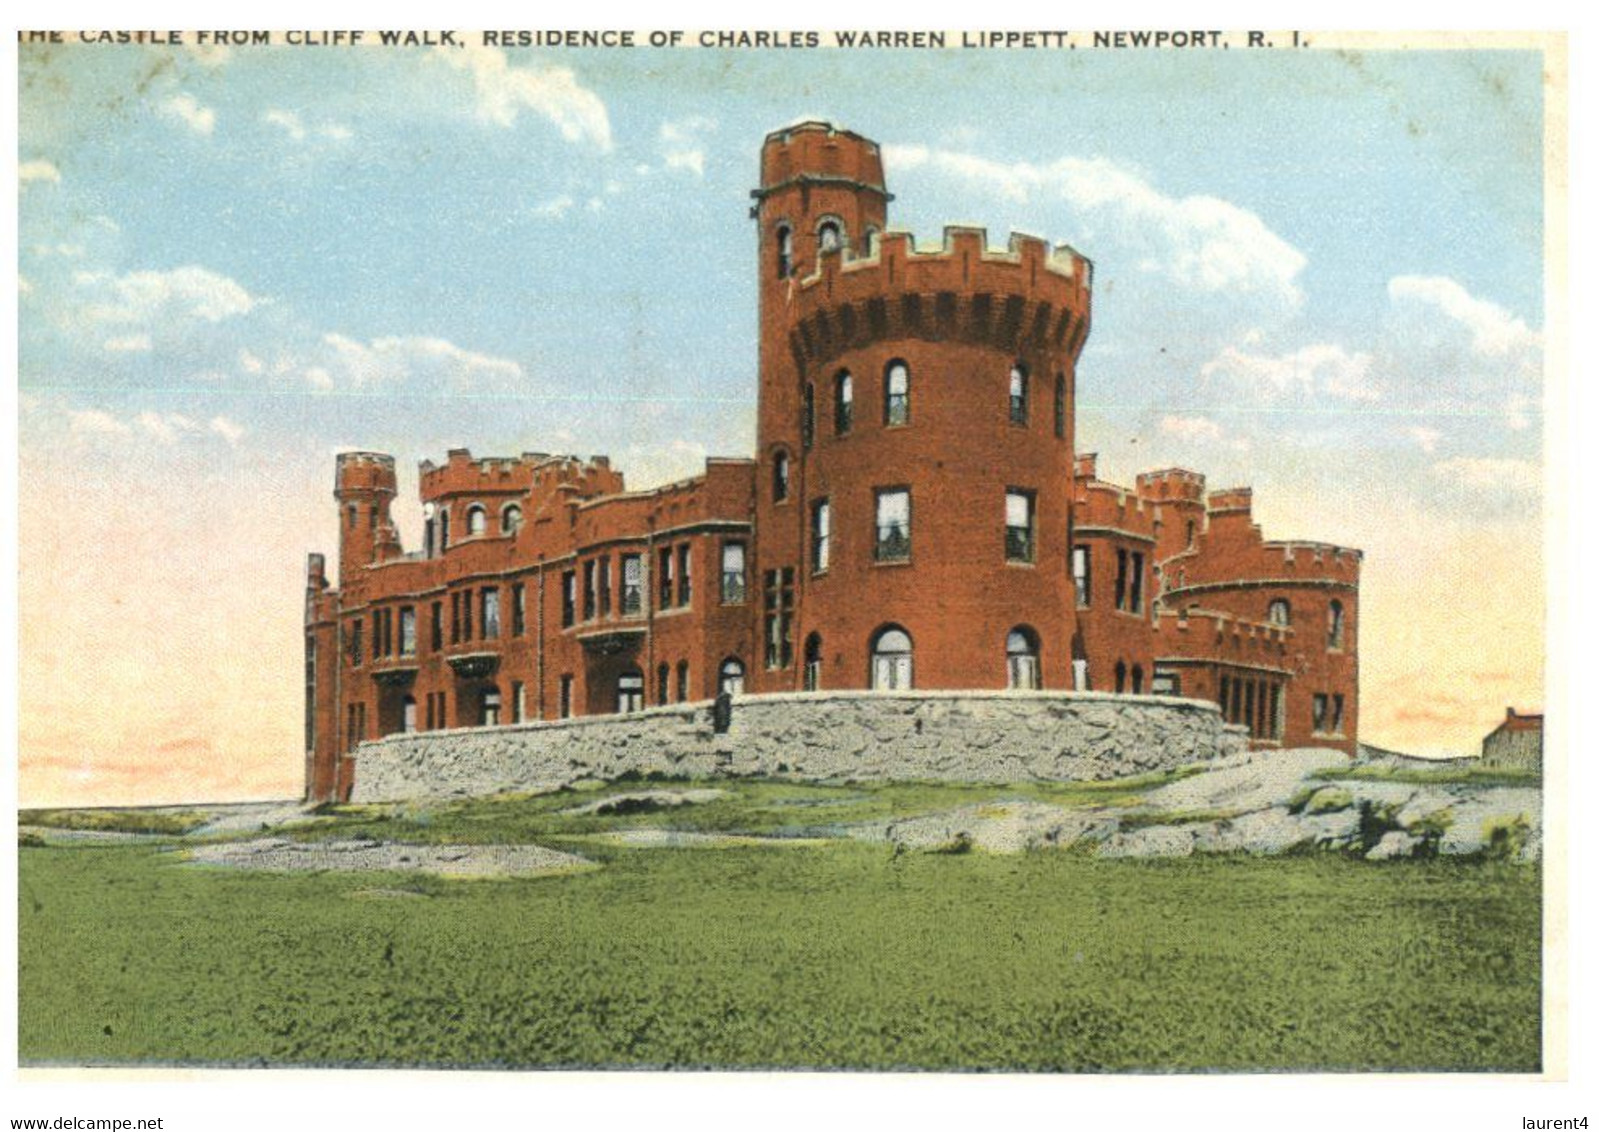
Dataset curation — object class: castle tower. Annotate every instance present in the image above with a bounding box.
[749,121,1094,693]
[334,452,398,584]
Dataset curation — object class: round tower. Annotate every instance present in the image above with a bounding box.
[334,451,398,583]
[749,122,1094,693]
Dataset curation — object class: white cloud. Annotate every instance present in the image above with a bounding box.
[264,109,352,142]
[312,333,525,393]
[103,334,153,353]
[64,407,244,446]
[1431,456,1540,497]
[1389,275,1540,359]
[1159,415,1224,442]
[1405,426,1441,454]
[436,46,611,150]
[83,265,257,326]
[68,409,131,436]
[209,416,246,443]
[531,195,576,220]
[660,116,716,177]
[883,144,1305,304]
[161,92,216,136]
[136,411,202,441]
[238,349,265,375]
[19,159,61,186]
[1201,342,1379,402]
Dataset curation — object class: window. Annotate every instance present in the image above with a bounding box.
[467,505,487,536]
[1072,546,1091,607]
[1005,490,1035,563]
[1151,671,1178,696]
[439,508,450,551]
[1114,548,1129,610]
[817,218,841,254]
[583,561,597,621]
[512,584,526,636]
[656,663,670,706]
[658,547,675,608]
[1129,552,1145,613]
[721,542,747,604]
[870,626,913,690]
[884,360,909,426]
[1312,693,1329,733]
[481,688,501,727]
[835,371,853,435]
[502,504,523,535]
[450,592,461,643]
[1330,694,1345,735]
[346,503,357,530]
[559,675,574,719]
[776,225,793,278]
[764,567,795,669]
[369,504,378,530]
[1054,373,1067,439]
[802,383,815,449]
[862,226,878,256]
[804,633,823,691]
[399,607,416,656]
[1186,519,1196,547]
[1327,600,1345,650]
[677,545,692,606]
[561,570,577,628]
[481,588,501,639]
[875,488,911,562]
[402,697,417,734]
[347,619,363,667]
[462,587,473,639]
[621,555,643,616]
[430,602,443,651]
[811,499,831,572]
[598,557,612,618]
[512,681,525,724]
[1009,363,1029,425]
[676,661,690,702]
[1006,627,1040,690]
[719,658,746,697]
[1219,675,1231,716]
[1114,660,1127,693]
[773,451,791,502]
[1073,659,1090,691]
[1267,599,1291,626]
[1131,666,1144,695]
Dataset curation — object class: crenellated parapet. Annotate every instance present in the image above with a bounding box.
[784,227,1091,372]
[418,448,624,504]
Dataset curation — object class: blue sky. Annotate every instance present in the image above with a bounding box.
[17,39,1548,801]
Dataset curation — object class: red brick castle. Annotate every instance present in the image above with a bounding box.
[304,121,1361,803]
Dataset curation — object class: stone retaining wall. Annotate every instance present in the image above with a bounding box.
[350,690,1246,802]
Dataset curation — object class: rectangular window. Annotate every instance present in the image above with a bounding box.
[511,681,525,724]
[1005,490,1035,563]
[347,620,363,667]
[677,544,692,607]
[1072,545,1091,607]
[481,588,500,640]
[481,689,501,727]
[1312,693,1329,733]
[812,499,831,572]
[562,570,576,628]
[1130,551,1144,613]
[621,554,643,615]
[721,541,747,604]
[1330,694,1345,735]
[583,560,597,621]
[764,567,796,669]
[598,557,612,618]
[658,547,675,608]
[450,592,461,643]
[1244,680,1256,735]
[430,601,443,651]
[462,587,473,640]
[559,675,574,720]
[1269,684,1282,739]
[875,488,911,562]
[399,607,416,656]
[1114,548,1129,611]
[425,693,434,731]
[511,584,526,637]
[1219,675,1230,716]
[676,662,690,703]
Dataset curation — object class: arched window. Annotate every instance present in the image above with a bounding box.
[1327,600,1345,650]
[676,660,690,702]
[501,504,523,535]
[870,625,913,690]
[1006,627,1041,690]
[1186,519,1196,547]
[776,225,793,279]
[862,227,878,256]
[1054,373,1067,439]
[802,383,815,449]
[835,371,854,435]
[656,662,670,706]
[466,504,487,536]
[804,632,823,691]
[884,360,910,426]
[439,507,450,551]
[1114,660,1127,694]
[617,670,644,714]
[1267,599,1291,626]
[1009,363,1029,425]
[773,450,791,502]
[817,218,843,255]
[1131,665,1144,695]
[719,658,746,697]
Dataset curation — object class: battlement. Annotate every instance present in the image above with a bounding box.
[334,451,397,496]
[785,227,1091,371]
[1264,540,1364,574]
[418,449,625,503]
[1207,487,1253,515]
[1075,452,1098,479]
[1137,467,1207,503]
[756,120,889,201]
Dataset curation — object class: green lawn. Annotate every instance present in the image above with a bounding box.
[19,815,1541,1071]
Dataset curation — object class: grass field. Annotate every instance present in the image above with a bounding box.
[18,781,1542,1072]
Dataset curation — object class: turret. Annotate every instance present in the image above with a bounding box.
[334,451,398,580]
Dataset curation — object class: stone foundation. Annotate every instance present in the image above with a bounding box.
[350,691,1246,803]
